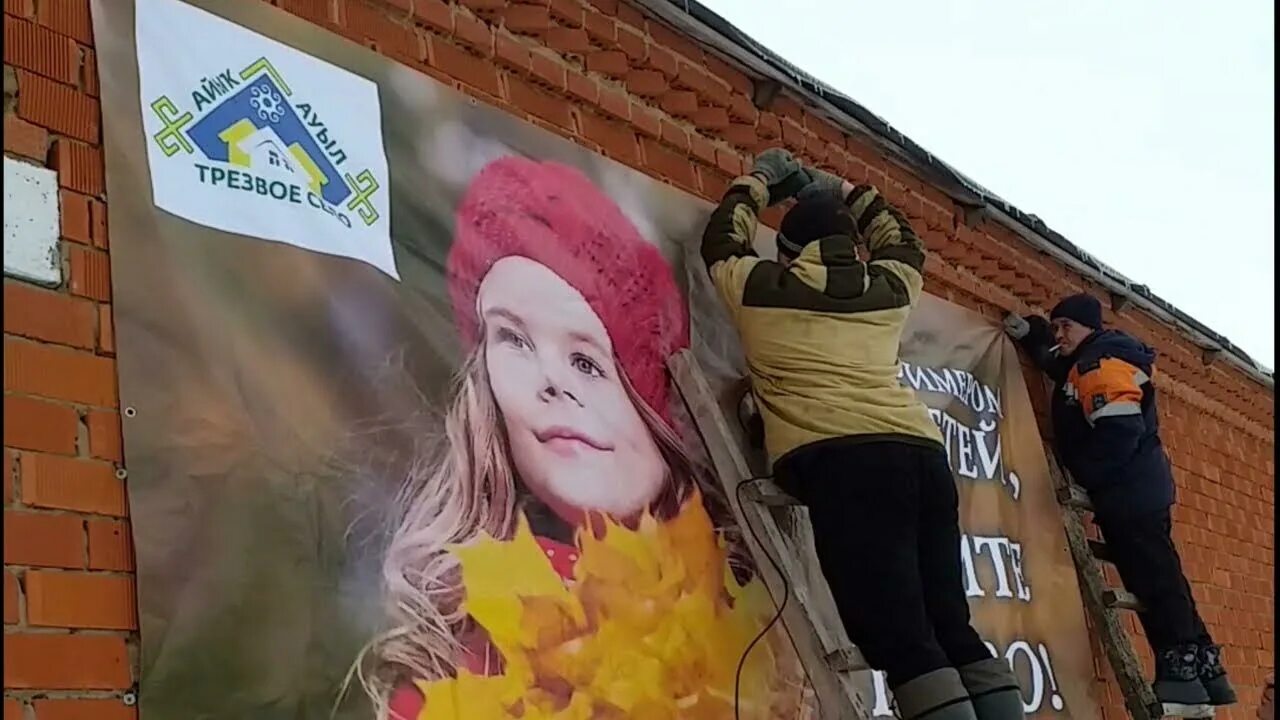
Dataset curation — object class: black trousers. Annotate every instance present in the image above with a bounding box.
[774,439,993,689]
[1095,508,1213,653]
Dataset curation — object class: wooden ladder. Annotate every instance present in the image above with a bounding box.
[668,350,873,720]
[1044,449,1214,720]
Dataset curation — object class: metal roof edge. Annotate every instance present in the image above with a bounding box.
[636,0,1274,389]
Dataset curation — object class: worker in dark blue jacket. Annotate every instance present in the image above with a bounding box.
[1004,293,1236,710]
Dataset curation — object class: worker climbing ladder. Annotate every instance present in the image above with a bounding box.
[668,349,874,720]
[1043,447,1215,720]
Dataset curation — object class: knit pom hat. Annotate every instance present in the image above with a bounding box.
[778,195,855,259]
[1050,293,1103,331]
[447,156,689,421]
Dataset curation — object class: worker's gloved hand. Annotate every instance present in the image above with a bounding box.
[1002,312,1031,339]
[750,148,810,206]
[796,166,847,205]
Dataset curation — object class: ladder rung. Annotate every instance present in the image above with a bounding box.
[740,480,803,507]
[1103,589,1143,611]
[1056,484,1093,511]
[824,648,869,673]
[1087,538,1112,562]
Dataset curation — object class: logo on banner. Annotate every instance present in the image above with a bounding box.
[137,0,396,278]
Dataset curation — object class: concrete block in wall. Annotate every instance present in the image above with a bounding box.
[4,156,62,287]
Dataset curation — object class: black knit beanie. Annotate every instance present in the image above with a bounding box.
[1050,293,1103,330]
[777,196,855,260]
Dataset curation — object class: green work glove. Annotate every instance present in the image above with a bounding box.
[749,148,810,206]
[796,166,847,205]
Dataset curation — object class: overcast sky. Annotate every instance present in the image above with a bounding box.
[698,0,1275,367]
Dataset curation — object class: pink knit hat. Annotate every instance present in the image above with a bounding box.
[447,156,689,421]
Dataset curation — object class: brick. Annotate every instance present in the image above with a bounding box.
[585,50,628,78]
[596,86,630,121]
[547,0,583,28]
[494,33,532,70]
[3,511,84,568]
[692,106,729,131]
[3,571,17,624]
[704,52,752,95]
[658,90,697,118]
[278,0,335,24]
[428,39,501,97]
[582,10,615,45]
[528,52,566,90]
[615,3,644,30]
[59,188,91,244]
[565,69,598,104]
[49,138,103,196]
[658,118,689,152]
[544,27,589,54]
[728,93,759,124]
[3,15,79,84]
[458,0,505,11]
[2,114,47,160]
[757,112,781,140]
[4,337,117,407]
[643,44,677,79]
[97,304,114,356]
[3,282,96,350]
[615,24,646,62]
[646,19,701,63]
[689,133,717,166]
[631,103,660,139]
[66,244,111,301]
[83,411,121,464]
[346,1,421,60]
[501,5,552,34]
[19,452,125,516]
[3,448,11,505]
[32,699,137,720]
[722,123,758,149]
[87,518,133,572]
[408,0,452,33]
[25,570,136,629]
[579,113,638,165]
[2,699,17,720]
[506,75,572,130]
[34,0,93,45]
[715,146,745,177]
[15,70,98,143]
[3,633,130,689]
[6,0,35,18]
[641,137,696,190]
[3,395,77,455]
[586,0,618,15]
[88,199,107,250]
[624,69,666,98]
[453,10,494,54]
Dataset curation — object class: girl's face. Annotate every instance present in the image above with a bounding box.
[477,256,666,525]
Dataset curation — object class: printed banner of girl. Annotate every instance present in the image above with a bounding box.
[92,1,1101,718]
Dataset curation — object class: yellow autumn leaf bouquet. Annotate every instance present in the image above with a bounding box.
[413,491,809,719]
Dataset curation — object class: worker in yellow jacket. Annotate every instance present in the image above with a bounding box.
[701,148,1023,720]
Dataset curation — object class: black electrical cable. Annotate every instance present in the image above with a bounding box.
[733,476,792,720]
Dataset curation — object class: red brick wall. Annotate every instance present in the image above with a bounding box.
[2,1,1272,719]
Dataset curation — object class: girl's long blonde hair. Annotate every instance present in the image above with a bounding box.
[357,341,745,716]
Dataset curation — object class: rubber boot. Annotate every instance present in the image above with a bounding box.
[893,668,980,720]
[1197,643,1237,706]
[957,657,1026,720]
[1153,643,1211,707]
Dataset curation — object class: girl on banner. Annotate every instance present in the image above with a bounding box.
[363,156,812,720]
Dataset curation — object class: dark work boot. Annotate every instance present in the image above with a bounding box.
[957,657,1026,720]
[1197,644,1238,706]
[893,668,980,720]
[1153,644,1211,707]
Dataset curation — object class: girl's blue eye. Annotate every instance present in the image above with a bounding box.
[571,354,605,378]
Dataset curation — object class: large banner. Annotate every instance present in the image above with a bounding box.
[92,1,1101,718]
